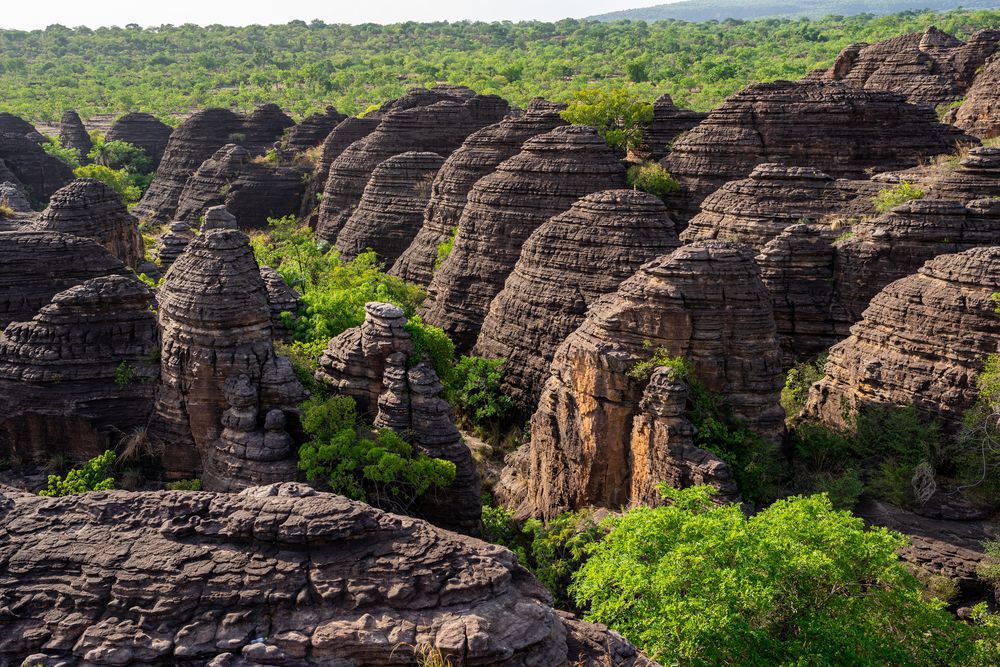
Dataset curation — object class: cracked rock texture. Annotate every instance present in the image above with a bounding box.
[475,189,680,413]
[954,52,1000,139]
[0,181,32,213]
[260,265,300,343]
[300,116,382,222]
[0,121,74,206]
[498,241,784,520]
[105,112,173,169]
[420,125,627,351]
[155,221,195,268]
[640,94,707,161]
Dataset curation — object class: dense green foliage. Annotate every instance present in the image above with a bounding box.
[297,394,456,509]
[433,226,457,273]
[448,356,515,429]
[560,88,653,151]
[572,485,1000,666]
[74,164,143,204]
[41,136,80,167]
[873,180,925,213]
[626,162,681,199]
[165,478,202,491]
[780,354,827,417]
[954,352,1000,500]
[4,10,1000,122]
[39,450,116,496]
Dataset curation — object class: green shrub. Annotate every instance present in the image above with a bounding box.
[780,354,826,417]
[434,226,458,272]
[626,162,680,200]
[448,356,515,430]
[873,180,925,213]
[0,204,14,218]
[39,450,116,496]
[297,395,456,510]
[41,137,80,168]
[521,510,605,610]
[88,138,151,173]
[560,88,653,152]
[572,485,991,666]
[165,478,202,491]
[404,315,455,382]
[626,345,690,381]
[74,164,142,204]
[114,361,138,387]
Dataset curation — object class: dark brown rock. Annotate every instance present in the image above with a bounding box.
[390,98,567,286]
[954,52,1000,139]
[498,242,784,520]
[57,109,93,159]
[105,112,173,169]
[0,180,31,212]
[0,275,158,464]
[474,189,680,412]
[0,112,44,143]
[260,265,299,342]
[155,220,195,268]
[640,94,707,160]
[241,103,295,155]
[33,178,144,268]
[335,151,444,264]
[804,246,1000,430]
[299,115,383,222]
[420,125,627,351]
[282,106,348,153]
[0,482,658,666]
[0,129,75,206]
[881,146,1000,202]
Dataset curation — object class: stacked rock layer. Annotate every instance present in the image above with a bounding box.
[105,111,173,169]
[57,109,93,159]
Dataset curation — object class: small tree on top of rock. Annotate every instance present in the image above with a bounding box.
[560,88,653,153]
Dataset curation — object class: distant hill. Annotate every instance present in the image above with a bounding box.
[588,0,1000,22]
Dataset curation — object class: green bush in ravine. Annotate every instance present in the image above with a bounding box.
[297,394,455,510]
[448,355,515,431]
[39,450,116,496]
[433,226,458,273]
[572,485,1000,666]
[41,137,80,168]
[780,354,827,417]
[626,162,681,200]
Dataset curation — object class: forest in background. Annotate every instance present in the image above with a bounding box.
[1,8,1000,123]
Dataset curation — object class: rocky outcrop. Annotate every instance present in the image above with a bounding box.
[0,112,44,143]
[498,242,784,520]
[0,482,657,667]
[0,275,158,463]
[0,180,31,212]
[133,108,246,222]
[241,103,295,154]
[640,94,707,160]
[105,112,173,169]
[663,80,975,222]
[58,109,93,159]
[884,146,1000,202]
[390,98,567,286]
[811,26,1000,108]
[299,115,383,222]
[335,151,444,264]
[33,178,144,267]
[804,247,1000,430]
[155,220,195,268]
[315,90,511,242]
[174,144,306,229]
[260,265,299,342]
[421,125,627,351]
[0,230,128,330]
[680,163,877,250]
[282,106,348,153]
[0,129,75,205]
[474,190,680,412]
[954,53,1000,139]
[148,225,306,481]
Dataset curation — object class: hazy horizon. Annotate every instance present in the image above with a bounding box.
[2,0,685,30]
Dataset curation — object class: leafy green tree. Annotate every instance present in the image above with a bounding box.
[41,137,80,168]
[560,88,653,152]
[448,356,515,430]
[626,162,681,200]
[39,450,116,496]
[73,164,142,204]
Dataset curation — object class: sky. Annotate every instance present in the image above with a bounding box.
[1,0,672,30]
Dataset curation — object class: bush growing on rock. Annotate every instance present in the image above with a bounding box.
[873,180,925,213]
[41,137,80,168]
[39,450,116,497]
[73,164,142,204]
[448,356,515,432]
[560,88,653,152]
[625,162,681,200]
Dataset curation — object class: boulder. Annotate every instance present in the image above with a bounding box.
[334,150,444,265]
[33,178,144,268]
[420,125,627,351]
[0,275,158,463]
[282,105,348,153]
[954,53,1000,139]
[57,109,93,159]
[260,265,299,342]
[105,112,173,169]
[498,242,784,520]
[0,180,32,212]
[0,482,658,666]
[474,189,680,412]
[390,98,567,286]
[640,93,707,160]
[804,246,1000,430]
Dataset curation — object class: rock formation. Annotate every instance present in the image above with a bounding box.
[640,94,707,160]
[315,89,511,242]
[663,80,975,222]
[155,220,195,268]
[299,115,383,221]
[57,109,93,159]
[475,190,680,412]
[0,230,128,330]
[33,178,144,267]
[0,180,32,212]
[260,265,299,342]
[334,150,444,264]
[497,242,784,520]
[390,98,567,286]
[0,112,44,143]
[809,26,1000,108]
[954,52,1000,139]
[174,144,306,229]
[0,482,657,666]
[883,146,1000,202]
[420,125,627,351]
[241,103,296,154]
[804,246,1000,430]
[148,224,306,481]
[0,127,75,205]
[282,106,348,153]
[0,275,158,463]
[105,111,173,169]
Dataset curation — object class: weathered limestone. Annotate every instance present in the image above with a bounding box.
[640,94,707,160]
[953,52,1000,139]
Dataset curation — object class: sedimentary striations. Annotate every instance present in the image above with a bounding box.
[57,109,93,159]
[0,181,32,212]
[498,242,784,520]
[0,231,128,329]
[421,125,627,351]
[241,103,296,154]
[149,225,306,482]
[640,94,707,160]
[885,146,1000,202]
[390,98,567,286]
[174,144,306,229]
[335,151,444,264]
[105,111,173,169]
[804,247,1000,430]
[315,89,511,242]
[475,190,680,412]
[0,112,45,143]
[0,275,158,463]
[0,126,75,205]
[810,26,1000,108]
[155,221,195,268]
[282,106,348,153]
[33,178,144,267]
[260,265,299,342]
[0,482,657,667]
[954,53,1000,139]
[664,80,975,221]
[299,115,383,221]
